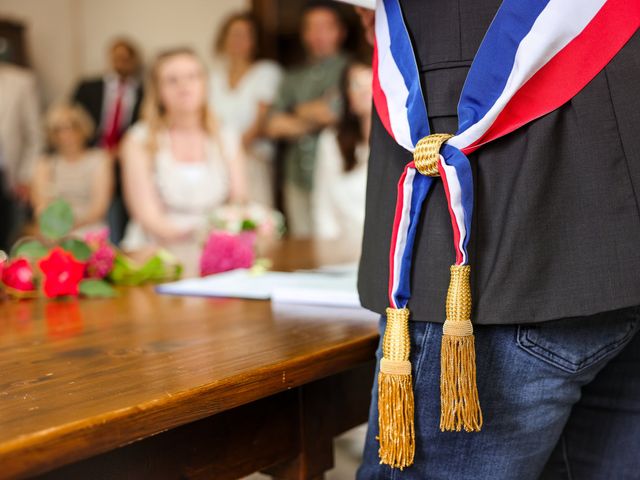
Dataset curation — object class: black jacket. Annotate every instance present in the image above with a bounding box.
[72,77,143,146]
[358,0,640,325]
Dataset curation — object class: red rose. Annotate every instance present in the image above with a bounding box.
[38,247,86,298]
[2,258,36,292]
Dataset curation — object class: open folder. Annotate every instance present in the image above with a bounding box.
[156,267,363,309]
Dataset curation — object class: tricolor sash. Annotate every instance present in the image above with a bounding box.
[373,0,639,469]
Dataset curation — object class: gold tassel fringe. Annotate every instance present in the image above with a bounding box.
[378,307,415,469]
[440,265,483,432]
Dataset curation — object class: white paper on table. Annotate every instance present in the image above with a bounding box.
[155,267,364,309]
[335,0,375,9]
[271,302,379,322]
[156,269,281,299]
[270,273,360,308]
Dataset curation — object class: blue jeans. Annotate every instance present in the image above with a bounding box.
[357,306,640,480]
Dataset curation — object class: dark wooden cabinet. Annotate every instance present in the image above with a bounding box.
[0,19,29,67]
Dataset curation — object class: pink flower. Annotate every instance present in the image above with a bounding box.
[85,243,116,279]
[200,231,256,276]
[84,228,110,248]
[82,228,115,279]
[2,258,36,292]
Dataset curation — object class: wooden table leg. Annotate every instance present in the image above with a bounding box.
[264,361,374,480]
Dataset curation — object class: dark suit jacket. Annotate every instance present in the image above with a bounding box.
[72,77,143,146]
[358,0,640,325]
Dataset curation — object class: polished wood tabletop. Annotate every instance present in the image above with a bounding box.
[0,240,379,479]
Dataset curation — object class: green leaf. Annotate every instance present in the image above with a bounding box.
[241,219,257,231]
[79,279,116,298]
[108,251,182,286]
[39,200,74,240]
[108,254,143,286]
[59,238,92,261]
[12,239,48,260]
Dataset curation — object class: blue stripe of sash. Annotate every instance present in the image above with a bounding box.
[457,0,552,134]
[394,173,433,307]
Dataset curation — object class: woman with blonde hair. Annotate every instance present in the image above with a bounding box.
[31,103,113,234]
[121,47,246,274]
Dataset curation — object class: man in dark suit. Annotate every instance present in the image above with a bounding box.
[72,38,143,244]
[355,2,640,478]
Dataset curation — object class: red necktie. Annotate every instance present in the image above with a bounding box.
[103,80,125,150]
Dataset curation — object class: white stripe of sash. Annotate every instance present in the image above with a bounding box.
[449,0,606,151]
[376,0,414,151]
[391,168,416,303]
[438,156,468,264]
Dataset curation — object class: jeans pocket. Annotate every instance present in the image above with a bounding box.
[516,306,640,374]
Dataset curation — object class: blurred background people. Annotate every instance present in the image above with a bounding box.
[120,48,246,275]
[210,12,282,208]
[312,61,371,251]
[0,61,42,251]
[266,1,348,237]
[72,38,143,149]
[31,103,113,235]
[72,38,144,244]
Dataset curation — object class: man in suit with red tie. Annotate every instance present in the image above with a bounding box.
[72,38,144,244]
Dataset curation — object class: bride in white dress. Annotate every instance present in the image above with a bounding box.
[120,48,247,275]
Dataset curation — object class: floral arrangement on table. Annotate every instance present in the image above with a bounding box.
[0,200,182,300]
[200,203,285,276]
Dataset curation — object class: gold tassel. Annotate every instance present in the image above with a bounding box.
[440,264,483,432]
[378,307,415,469]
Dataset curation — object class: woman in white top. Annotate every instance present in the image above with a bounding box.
[313,62,372,251]
[121,48,246,275]
[32,103,113,235]
[209,13,282,207]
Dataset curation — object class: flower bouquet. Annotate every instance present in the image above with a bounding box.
[0,199,182,300]
[200,203,285,276]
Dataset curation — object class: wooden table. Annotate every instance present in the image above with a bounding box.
[0,240,379,480]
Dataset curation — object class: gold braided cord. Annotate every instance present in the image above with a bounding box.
[445,265,472,321]
[383,307,411,362]
[413,133,454,177]
[381,358,412,376]
[443,320,474,337]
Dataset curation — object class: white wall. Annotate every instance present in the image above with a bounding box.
[0,0,248,104]
[0,0,80,104]
[78,0,248,76]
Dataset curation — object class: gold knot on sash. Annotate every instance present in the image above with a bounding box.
[413,133,454,177]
